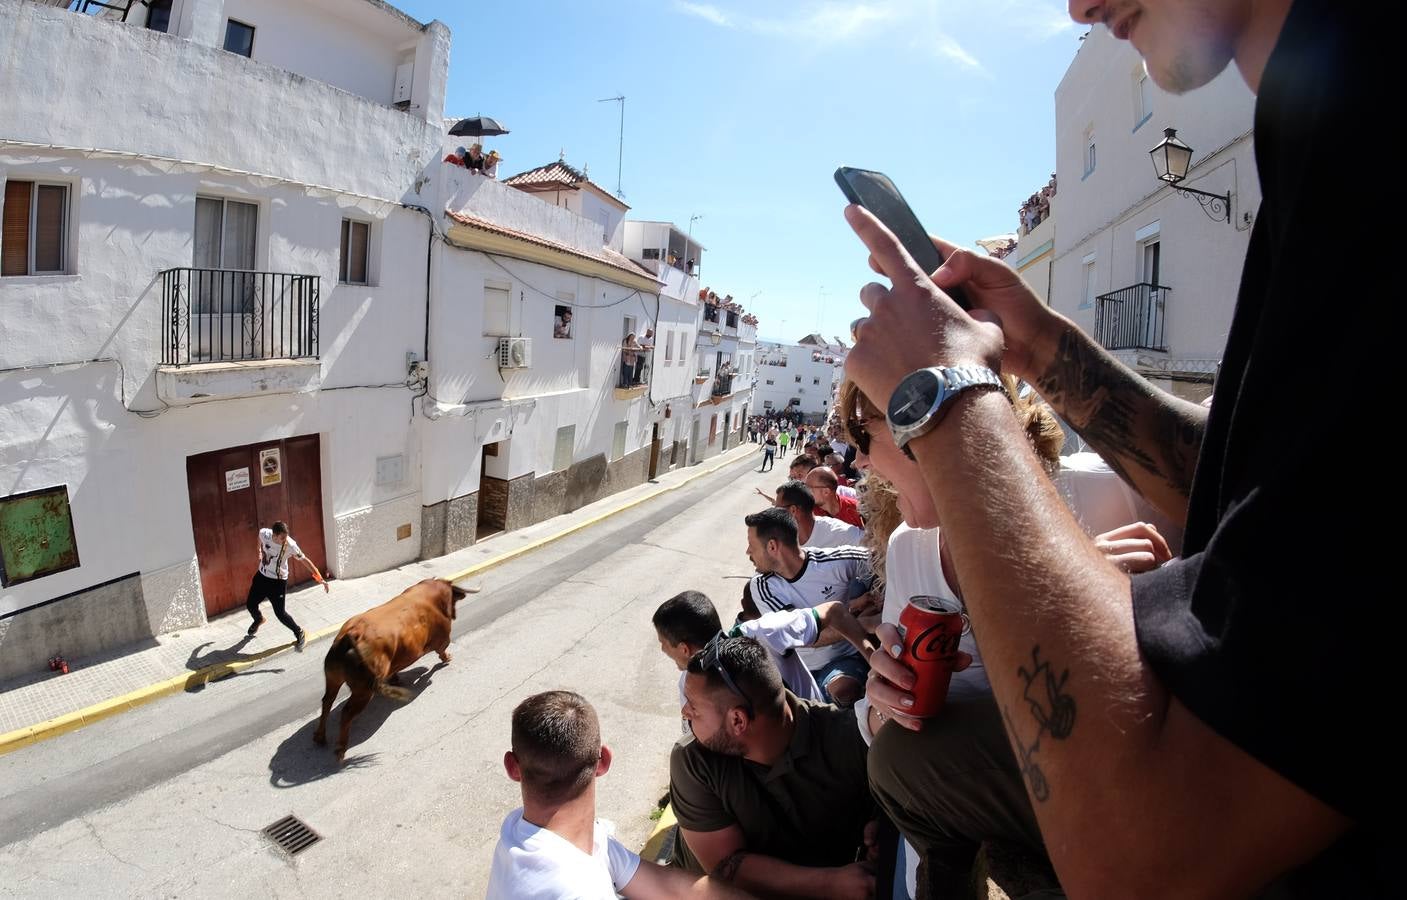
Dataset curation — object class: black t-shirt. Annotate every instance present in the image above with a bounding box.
[1129,0,1385,894]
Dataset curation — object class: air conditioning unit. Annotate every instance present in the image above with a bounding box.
[498,336,532,369]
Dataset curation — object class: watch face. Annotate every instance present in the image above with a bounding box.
[889,369,943,428]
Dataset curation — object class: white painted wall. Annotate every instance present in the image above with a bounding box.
[0,1,448,198]
[1051,26,1259,368]
[751,343,843,417]
[220,0,422,107]
[0,149,432,618]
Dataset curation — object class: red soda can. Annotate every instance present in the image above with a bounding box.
[896,596,969,718]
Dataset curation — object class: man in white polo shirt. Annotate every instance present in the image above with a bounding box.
[745,507,870,706]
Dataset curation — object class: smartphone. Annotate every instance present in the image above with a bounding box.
[834,166,969,310]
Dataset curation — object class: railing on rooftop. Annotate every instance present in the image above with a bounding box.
[1095,282,1169,352]
[161,268,320,366]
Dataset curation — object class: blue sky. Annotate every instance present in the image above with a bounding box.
[403,0,1085,344]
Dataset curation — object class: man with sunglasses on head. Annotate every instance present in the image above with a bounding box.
[670,635,878,899]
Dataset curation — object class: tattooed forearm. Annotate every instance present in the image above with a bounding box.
[1035,325,1204,508]
[712,849,749,882]
[1003,645,1077,804]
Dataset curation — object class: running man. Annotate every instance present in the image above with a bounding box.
[246,520,326,650]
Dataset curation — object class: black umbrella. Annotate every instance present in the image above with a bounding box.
[449,116,510,137]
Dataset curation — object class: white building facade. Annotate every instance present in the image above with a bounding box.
[752,339,844,421]
[1029,26,1260,401]
[0,0,736,678]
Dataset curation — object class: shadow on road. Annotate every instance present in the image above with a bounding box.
[183,638,288,693]
[267,662,447,787]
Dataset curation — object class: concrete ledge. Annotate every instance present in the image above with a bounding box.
[613,384,648,400]
[156,359,321,405]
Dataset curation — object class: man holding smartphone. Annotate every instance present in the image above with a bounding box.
[843,1,1381,897]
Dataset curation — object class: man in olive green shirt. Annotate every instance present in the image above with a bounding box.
[670,635,877,899]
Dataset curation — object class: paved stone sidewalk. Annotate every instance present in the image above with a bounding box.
[0,443,761,739]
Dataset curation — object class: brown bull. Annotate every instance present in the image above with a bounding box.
[313,577,476,762]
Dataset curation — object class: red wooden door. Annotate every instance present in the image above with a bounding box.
[187,435,326,618]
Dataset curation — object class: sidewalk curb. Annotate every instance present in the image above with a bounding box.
[642,802,678,863]
[0,445,760,757]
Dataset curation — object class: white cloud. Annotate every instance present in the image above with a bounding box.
[674,2,733,28]
[933,34,983,71]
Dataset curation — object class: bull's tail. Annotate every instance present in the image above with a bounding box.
[325,632,413,702]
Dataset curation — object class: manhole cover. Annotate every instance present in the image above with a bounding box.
[262,815,322,857]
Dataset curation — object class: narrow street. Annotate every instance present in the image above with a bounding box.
[0,448,779,898]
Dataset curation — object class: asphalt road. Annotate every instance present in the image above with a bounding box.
[0,448,778,898]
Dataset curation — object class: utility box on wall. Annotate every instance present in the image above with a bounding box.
[0,485,80,587]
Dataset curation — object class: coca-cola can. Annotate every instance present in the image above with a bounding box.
[895,596,968,718]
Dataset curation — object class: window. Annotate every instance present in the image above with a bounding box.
[1135,71,1153,128]
[765,378,774,386]
[678,331,687,361]
[1083,128,1097,178]
[146,0,172,32]
[224,19,255,57]
[763,400,773,409]
[664,329,674,361]
[794,375,802,383]
[483,283,510,335]
[193,196,257,311]
[553,425,575,472]
[553,304,573,339]
[622,315,637,343]
[339,219,369,285]
[2,181,68,276]
[642,248,660,260]
[1080,254,1097,310]
[612,421,628,460]
[813,377,820,385]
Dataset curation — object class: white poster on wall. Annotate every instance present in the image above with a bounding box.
[225,468,251,492]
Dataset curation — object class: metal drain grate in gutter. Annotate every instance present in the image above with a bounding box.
[262,815,322,857]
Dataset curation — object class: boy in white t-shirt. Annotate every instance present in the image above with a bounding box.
[246,520,326,650]
[487,691,744,899]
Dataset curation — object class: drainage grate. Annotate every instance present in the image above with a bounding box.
[262,815,322,857]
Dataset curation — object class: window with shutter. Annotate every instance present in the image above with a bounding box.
[1,181,31,277]
[340,219,369,284]
[2,181,68,276]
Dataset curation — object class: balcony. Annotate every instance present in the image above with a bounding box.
[615,347,653,398]
[161,268,320,365]
[1095,283,1169,352]
[724,311,739,331]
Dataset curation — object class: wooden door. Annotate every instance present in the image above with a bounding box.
[187,434,327,618]
[648,424,661,479]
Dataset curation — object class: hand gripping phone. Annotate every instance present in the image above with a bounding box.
[834,166,970,310]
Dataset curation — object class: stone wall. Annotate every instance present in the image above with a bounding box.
[0,573,154,681]
[524,446,652,527]
[420,492,478,560]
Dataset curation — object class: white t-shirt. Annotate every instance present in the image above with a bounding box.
[802,516,864,550]
[836,484,859,502]
[257,528,304,581]
[750,546,869,669]
[728,608,824,702]
[882,523,986,686]
[677,671,690,737]
[486,809,641,900]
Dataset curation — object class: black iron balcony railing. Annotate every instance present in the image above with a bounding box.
[712,372,735,396]
[161,268,320,366]
[618,347,653,389]
[1095,282,1169,352]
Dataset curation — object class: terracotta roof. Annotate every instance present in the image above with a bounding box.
[444,210,658,283]
[503,161,628,210]
[503,160,588,188]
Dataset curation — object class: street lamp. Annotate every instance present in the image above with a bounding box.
[1149,128,1230,223]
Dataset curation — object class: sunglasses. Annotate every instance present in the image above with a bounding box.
[698,634,754,717]
[845,414,874,455]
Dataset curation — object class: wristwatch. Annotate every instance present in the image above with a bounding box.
[887,366,1004,456]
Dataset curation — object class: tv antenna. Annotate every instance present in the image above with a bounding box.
[597,95,625,197]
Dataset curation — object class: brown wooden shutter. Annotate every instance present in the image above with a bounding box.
[2,180,32,276]
[348,221,368,284]
[339,218,349,282]
[34,185,66,273]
